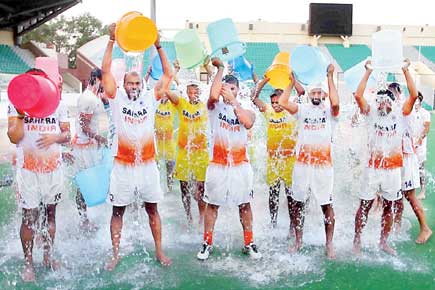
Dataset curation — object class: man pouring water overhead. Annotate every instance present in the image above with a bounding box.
[101,23,171,270]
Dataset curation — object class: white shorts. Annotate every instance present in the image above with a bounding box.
[416,146,427,164]
[16,168,64,209]
[203,162,254,206]
[360,167,402,201]
[401,154,420,191]
[291,163,333,205]
[108,160,164,206]
[72,146,101,172]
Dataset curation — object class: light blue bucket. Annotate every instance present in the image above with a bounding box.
[228,55,254,81]
[291,45,329,85]
[150,55,163,80]
[74,148,114,207]
[150,55,174,80]
[344,59,379,92]
[207,18,246,61]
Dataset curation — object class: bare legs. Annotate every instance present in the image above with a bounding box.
[180,180,206,227]
[20,204,58,282]
[105,203,171,271]
[353,198,397,256]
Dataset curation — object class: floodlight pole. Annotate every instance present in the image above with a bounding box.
[150,0,157,64]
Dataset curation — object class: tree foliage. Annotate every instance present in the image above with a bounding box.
[22,13,108,68]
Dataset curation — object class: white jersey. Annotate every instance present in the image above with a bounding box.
[7,101,69,173]
[294,102,338,167]
[110,89,157,165]
[209,100,253,166]
[74,89,102,145]
[366,100,404,169]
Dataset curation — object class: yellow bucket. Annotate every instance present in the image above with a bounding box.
[265,52,292,89]
[116,11,158,52]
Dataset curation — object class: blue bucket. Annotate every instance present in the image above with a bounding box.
[150,55,163,80]
[344,60,379,92]
[207,18,246,61]
[228,56,254,81]
[291,45,329,85]
[74,148,114,207]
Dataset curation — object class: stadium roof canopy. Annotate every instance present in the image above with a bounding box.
[0,0,80,37]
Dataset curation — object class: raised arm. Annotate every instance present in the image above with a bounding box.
[221,86,255,129]
[278,76,298,115]
[354,60,371,115]
[294,78,305,97]
[251,77,269,113]
[102,23,117,99]
[402,59,418,116]
[155,35,176,101]
[208,57,224,110]
[327,64,340,117]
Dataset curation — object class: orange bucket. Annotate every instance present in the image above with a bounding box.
[116,11,158,52]
[265,52,292,89]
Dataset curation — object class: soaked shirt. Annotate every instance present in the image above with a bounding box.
[366,100,404,169]
[73,89,102,146]
[263,105,297,158]
[110,89,157,165]
[8,102,69,173]
[295,102,338,167]
[155,100,176,143]
[175,98,208,152]
[209,100,253,166]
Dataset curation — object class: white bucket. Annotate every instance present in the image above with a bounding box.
[371,30,403,72]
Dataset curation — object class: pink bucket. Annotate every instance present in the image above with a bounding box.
[8,72,60,118]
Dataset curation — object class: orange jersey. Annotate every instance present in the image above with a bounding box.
[295,103,337,167]
[7,102,69,173]
[366,100,404,169]
[209,100,253,166]
[110,90,157,165]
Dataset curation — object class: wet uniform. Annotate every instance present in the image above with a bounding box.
[8,102,68,209]
[72,89,103,171]
[154,100,176,161]
[291,102,338,205]
[174,97,209,182]
[204,100,254,206]
[401,109,420,191]
[360,100,404,201]
[108,89,163,206]
[263,105,297,186]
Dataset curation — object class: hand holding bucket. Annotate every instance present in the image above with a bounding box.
[371,30,403,72]
[228,56,254,81]
[7,70,60,118]
[344,59,379,92]
[207,18,246,61]
[115,11,158,52]
[290,45,329,85]
[265,52,292,89]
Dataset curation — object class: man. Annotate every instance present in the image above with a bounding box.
[154,92,176,193]
[197,58,261,260]
[161,78,209,227]
[72,68,107,231]
[352,60,420,256]
[251,78,297,228]
[387,83,432,244]
[7,68,71,282]
[102,23,171,270]
[413,92,431,200]
[279,65,339,259]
